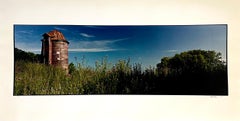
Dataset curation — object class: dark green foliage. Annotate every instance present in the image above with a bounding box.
[156,50,227,95]
[14,49,228,95]
[68,62,76,74]
[14,48,41,62]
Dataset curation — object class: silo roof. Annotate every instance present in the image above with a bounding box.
[43,30,67,41]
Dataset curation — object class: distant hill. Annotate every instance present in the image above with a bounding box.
[14,48,41,62]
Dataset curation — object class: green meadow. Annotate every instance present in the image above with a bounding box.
[14,48,227,95]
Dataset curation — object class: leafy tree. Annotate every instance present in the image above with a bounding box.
[157,57,170,76]
[157,50,226,75]
[156,50,227,95]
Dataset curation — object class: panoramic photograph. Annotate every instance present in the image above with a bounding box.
[14,25,228,95]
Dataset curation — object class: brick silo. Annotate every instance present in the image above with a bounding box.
[41,30,69,72]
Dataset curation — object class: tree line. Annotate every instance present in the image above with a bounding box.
[14,48,41,62]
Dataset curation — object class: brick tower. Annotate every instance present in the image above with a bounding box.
[41,30,69,72]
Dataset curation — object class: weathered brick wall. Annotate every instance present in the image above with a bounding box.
[52,40,69,71]
[41,30,69,73]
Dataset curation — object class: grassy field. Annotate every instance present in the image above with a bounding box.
[14,58,158,95]
[14,49,228,95]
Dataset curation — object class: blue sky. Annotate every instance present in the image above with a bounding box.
[14,25,227,68]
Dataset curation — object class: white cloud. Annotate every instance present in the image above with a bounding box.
[15,42,41,53]
[83,26,104,29]
[53,27,67,31]
[69,38,128,52]
[165,50,178,53]
[70,38,123,48]
[17,30,33,34]
[69,48,118,52]
[80,33,95,38]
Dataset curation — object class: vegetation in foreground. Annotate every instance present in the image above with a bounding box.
[14,48,228,95]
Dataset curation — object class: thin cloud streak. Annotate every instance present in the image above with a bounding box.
[80,33,95,38]
[16,48,120,53]
[165,50,179,53]
[69,48,120,52]
[53,27,67,31]
[15,42,40,51]
[83,26,105,29]
[69,38,128,51]
[17,30,33,34]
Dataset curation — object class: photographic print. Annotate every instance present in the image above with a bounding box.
[14,25,228,95]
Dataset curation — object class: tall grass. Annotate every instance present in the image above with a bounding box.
[14,57,156,95]
[15,61,70,95]
[14,49,228,95]
[14,56,227,95]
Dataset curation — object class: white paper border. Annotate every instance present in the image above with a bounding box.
[1,0,239,121]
